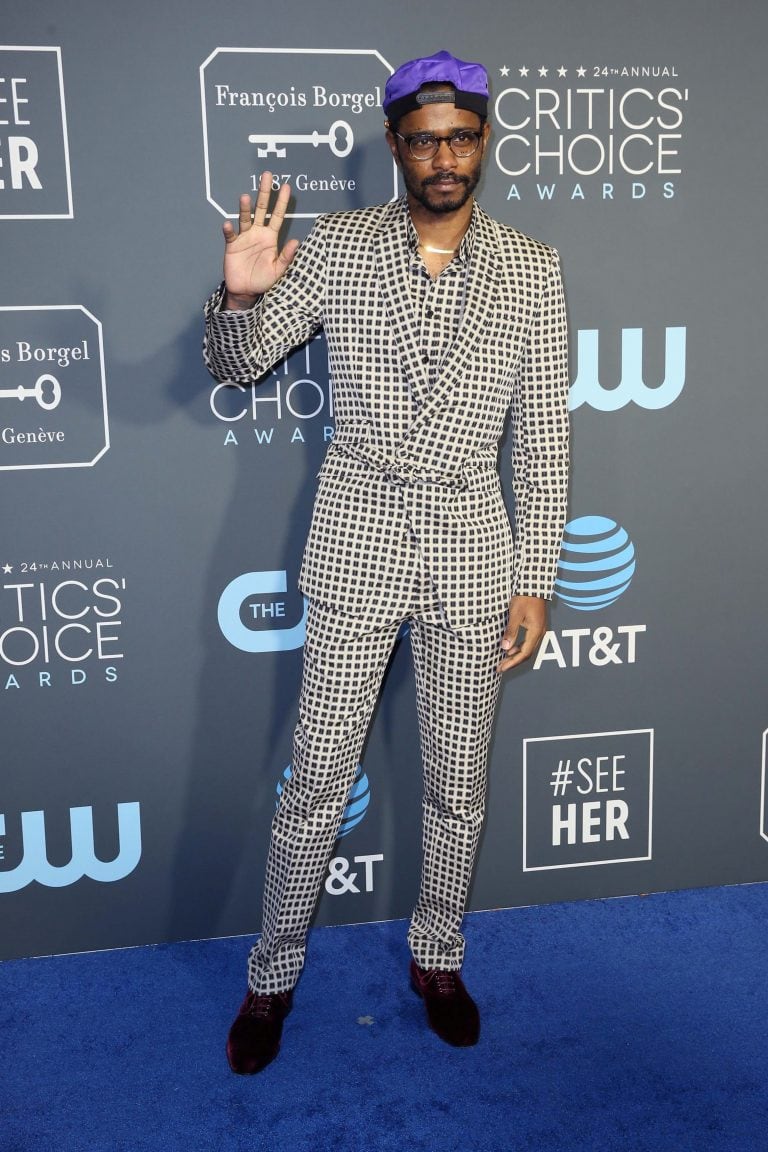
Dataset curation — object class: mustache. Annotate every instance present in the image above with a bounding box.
[421,173,469,187]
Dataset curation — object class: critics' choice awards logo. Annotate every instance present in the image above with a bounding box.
[200,47,397,220]
[218,570,307,653]
[0,564,125,690]
[523,729,653,871]
[491,60,687,203]
[535,516,645,671]
[570,326,686,412]
[0,802,141,891]
[0,307,108,470]
[211,332,334,451]
[0,46,72,218]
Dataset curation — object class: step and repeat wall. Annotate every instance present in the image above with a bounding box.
[2,0,767,960]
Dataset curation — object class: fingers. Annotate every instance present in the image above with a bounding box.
[267,179,292,232]
[497,628,540,673]
[497,620,523,673]
[251,173,272,227]
[236,176,292,235]
[239,192,254,231]
[496,598,547,674]
[276,236,300,273]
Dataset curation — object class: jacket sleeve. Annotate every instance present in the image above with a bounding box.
[510,247,570,599]
[202,216,327,384]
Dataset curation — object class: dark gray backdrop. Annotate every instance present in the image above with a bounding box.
[1,0,766,960]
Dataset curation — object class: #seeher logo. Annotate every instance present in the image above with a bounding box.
[554,516,635,611]
[276,762,370,836]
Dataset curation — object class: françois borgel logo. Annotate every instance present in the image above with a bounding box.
[200,48,397,219]
[0,46,73,219]
[523,729,653,871]
[0,306,108,471]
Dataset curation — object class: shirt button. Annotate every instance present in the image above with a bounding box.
[422,354,429,364]
[425,308,433,318]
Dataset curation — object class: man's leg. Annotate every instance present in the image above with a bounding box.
[406,610,504,1044]
[248,599,401,995]
[227,599,401,1073]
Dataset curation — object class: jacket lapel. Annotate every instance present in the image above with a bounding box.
[374,199,432,407]
[409,205,502,428]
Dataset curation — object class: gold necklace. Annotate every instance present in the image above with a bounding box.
[419,243,456,255]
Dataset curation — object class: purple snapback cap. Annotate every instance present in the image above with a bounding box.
[383,49,489,123]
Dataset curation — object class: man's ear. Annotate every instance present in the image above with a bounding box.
[384,122,401,166]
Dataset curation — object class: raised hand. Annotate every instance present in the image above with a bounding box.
[221,173,300,308]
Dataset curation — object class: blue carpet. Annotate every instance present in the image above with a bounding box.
[1,884,767,1151]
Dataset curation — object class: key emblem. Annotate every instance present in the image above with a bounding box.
[0,372,61,410]
[248,119,354,159]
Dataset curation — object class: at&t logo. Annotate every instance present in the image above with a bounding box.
[570,326,686,411]
[554,516,635,611]
[276,761,382,895]
[536,515,646,670]
[277,761,371,836]
[0,802,141,892]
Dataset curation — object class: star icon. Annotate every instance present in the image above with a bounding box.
[499,65,510,77]
[577,65,587,77]
[557,66,567,78]
[519,65,529,77]
[2,564,12,574]
[538,66,549,77]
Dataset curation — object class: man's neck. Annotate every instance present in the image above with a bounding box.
[406,195,475,253]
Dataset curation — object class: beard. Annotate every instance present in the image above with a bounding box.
[401,160,482,215]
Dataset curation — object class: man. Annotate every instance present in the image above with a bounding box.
[204,49,569,1074]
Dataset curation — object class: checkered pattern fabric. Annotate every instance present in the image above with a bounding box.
[203,195,569,991]
[248,573,506,994]
[204,196,570,627]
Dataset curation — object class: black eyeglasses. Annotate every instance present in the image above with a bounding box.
[394,129,483,161]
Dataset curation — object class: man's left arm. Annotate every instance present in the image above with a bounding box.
[499,248,570,673]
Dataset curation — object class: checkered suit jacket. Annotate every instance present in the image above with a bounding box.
[204,197,569,629]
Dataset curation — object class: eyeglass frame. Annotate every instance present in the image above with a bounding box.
[393,125,485,161]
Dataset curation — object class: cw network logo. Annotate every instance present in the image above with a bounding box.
[0,802,141,892]
[218,570,307,653]
[570,326,686,411]
[277,762,371,836]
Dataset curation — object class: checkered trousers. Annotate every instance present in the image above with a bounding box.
[248,577,506,994]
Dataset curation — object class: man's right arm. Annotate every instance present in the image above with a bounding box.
[203,174,326,384]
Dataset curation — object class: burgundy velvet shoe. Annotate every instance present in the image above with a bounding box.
[226,988,293,1074]
[410,960,480,1047]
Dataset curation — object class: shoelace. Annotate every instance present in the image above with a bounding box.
[431,971,460,996]
[245,993,278,1019]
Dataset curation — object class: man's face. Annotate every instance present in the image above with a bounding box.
[386,92,490,215]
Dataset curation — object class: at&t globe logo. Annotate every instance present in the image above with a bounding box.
[276,762,370,836]
[554,516,636,611]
